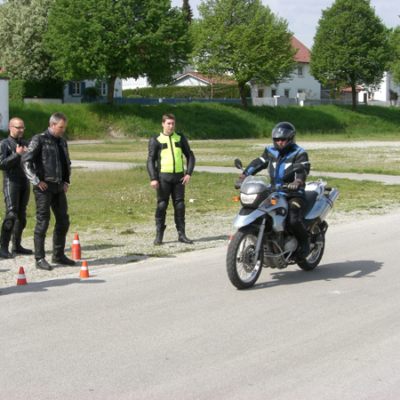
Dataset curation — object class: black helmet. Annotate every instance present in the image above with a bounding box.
[271,122,296,152]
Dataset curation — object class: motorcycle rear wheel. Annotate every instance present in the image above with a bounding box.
[297,224,325,271]
[226,228,263,289]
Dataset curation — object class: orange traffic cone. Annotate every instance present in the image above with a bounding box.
[79,261,89,278]
[17,267,27,285]
[71,234,81,260]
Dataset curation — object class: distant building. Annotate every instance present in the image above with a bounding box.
[358,72,400,104]
[169,71,236,87]
[63,79,123,103]
[251,37,321,106]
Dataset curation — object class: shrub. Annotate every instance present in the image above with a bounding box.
[123,84,250,99]
[83,86,102,98]
[8,79,64,101]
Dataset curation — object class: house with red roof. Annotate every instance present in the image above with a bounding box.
[169,71,237,86]
[251,37,321,106]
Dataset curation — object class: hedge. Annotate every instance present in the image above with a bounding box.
[123,84,250,99]
[8,79,64,101]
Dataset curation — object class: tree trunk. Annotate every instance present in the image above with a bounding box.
[351,85,357,111]
[238,82,248,109]
[107,76,116,104]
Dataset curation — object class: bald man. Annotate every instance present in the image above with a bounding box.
[0,118,32,258]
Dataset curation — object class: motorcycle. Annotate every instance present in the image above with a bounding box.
[226,159,339,289]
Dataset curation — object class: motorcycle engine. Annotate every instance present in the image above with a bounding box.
[283,236,298,252]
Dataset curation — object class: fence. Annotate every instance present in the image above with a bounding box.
[81,97,245,105]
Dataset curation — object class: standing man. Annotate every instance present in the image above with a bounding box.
[21,112,75,270]
[0,118,32,258]
[147,113,195,245]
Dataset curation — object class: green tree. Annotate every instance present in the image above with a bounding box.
[182,0,193,23]
[310,0,390,111]
[191,0,297,109]
[388,26,400,87]
[45,0,191,103]
[0,0,55,79]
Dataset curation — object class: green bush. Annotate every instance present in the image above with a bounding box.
[8,79,64,101]
[83,86,102,98]
[9,80,26,102]
[123,84,250,99]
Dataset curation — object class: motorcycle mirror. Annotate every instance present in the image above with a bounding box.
[234,159,243,170]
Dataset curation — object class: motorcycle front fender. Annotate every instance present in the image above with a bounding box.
[233,208,265,228]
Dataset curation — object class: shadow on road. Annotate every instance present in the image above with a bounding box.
[250,260,383,290]
[1,277,106,296]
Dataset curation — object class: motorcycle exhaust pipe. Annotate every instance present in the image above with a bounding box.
[318,188,340,222]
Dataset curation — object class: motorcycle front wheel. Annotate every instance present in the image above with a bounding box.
[226,227,263,289]
[297,224,325,271]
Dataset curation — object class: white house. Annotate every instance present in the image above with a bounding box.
[122,76,151,90]
[122,65,194,91]
[251,37,321,106]
[169,71,237,87]
[63,79,123,103]
[358,72,400,105]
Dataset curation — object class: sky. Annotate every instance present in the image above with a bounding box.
[172,0,399,50]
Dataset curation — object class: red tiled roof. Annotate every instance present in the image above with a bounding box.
[341,86,363,92]
[292,37,310,63]
[173,71,237,85]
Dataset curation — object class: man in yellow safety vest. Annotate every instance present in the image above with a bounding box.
[147,113,196,245]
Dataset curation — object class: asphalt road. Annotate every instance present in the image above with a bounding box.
[1,212,400,399]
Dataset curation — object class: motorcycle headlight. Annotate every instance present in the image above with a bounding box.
[240,193,257,204]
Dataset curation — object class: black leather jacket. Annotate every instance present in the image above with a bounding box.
[21,129,71,186]
[0,135,30,179]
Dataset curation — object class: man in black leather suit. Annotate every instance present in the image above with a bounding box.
[21,112,75,270]
[0,117,33,258]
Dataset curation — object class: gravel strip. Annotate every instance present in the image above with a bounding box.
[2,205,399,289]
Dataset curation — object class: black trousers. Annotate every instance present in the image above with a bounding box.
[155,172,185,229]
[33,182,70,260]
[287,196,309,244]
[1,176,30,239]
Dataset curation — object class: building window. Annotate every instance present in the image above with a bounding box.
[258,89,264,98]
[284,89,290,98]
[297,66,303,76]
[101,82,107,96]
[72,81,81,96]
[271,89,277,97]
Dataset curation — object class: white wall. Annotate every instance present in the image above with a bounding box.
[122,76,150,90]
[358,72,400,103]
[251,63,321,101]
[170,76,208,87]
[0,78,9,131]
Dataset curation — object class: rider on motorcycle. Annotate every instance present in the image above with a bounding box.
[234,122,311,258]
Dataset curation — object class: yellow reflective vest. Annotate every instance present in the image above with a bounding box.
[157,132,184,174]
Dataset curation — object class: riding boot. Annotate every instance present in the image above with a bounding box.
[34,235,46,261]
[12,220,33,255]
[176,224,193,244]
[298,238,311,259]
[290,220,310,259]
[0,229,13,259]
[53,232,66,258]
[154,217,166,245]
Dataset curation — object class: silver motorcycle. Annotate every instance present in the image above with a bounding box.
[226,159,340,289]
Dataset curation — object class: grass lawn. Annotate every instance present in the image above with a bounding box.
[68,138,400,176]
[7,166,400,239]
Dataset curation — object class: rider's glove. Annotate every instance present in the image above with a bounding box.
[234,177,244,190]
[288,181,302,192]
